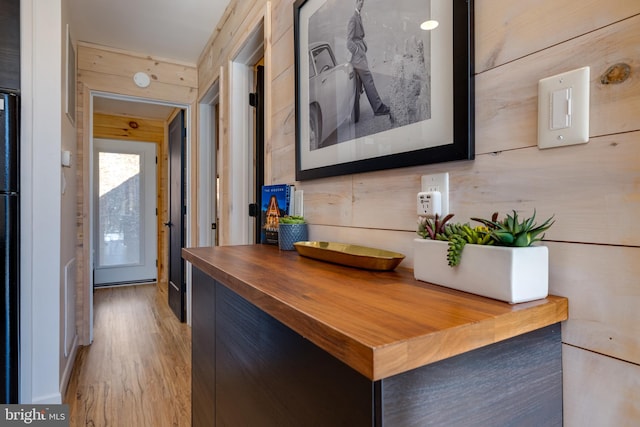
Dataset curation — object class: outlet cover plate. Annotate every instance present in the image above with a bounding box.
[421,173,449,216]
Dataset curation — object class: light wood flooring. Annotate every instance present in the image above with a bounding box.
[64,283,191,426]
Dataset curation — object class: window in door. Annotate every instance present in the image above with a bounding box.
[94,139,157,286]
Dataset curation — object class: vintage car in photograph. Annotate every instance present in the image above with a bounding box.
[308,42,359,149]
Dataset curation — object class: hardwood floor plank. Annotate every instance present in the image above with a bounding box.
[64,284,191,426]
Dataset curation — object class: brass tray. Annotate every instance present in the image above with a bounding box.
[293,241,405,271]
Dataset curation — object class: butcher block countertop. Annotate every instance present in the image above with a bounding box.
[183,245,568,381]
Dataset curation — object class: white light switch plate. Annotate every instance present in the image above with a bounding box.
[538,66,590,149]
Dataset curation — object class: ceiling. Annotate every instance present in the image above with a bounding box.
[68,0,231,119]
[93,97,177,121]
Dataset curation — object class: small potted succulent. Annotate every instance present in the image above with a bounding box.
[414,210,554,303]
[278,215,308,251]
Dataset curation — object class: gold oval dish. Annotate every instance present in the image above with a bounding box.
[293,241,405,271]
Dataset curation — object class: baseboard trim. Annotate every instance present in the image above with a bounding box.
[60,334,79,400]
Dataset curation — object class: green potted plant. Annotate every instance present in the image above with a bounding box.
[278,215,308,251]
[414,210,554,303]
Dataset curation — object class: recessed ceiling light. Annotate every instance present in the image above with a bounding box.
[133,72,151,88]
[420,20,439,31]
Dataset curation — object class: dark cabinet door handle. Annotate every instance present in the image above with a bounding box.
[164,221,173,227]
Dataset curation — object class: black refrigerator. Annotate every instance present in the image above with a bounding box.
[0,90,19,403]
[0,0,20,404]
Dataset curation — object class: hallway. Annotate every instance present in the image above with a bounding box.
[64,284,191,426]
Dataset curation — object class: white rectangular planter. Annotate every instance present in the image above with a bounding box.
[413,239,549,304]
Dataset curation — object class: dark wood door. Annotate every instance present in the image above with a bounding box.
[167,111,185,321]
[249,64,264,243]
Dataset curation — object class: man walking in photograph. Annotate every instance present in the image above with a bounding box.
[347,0,391,117]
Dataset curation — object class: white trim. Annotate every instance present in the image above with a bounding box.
[228,20,264,245]
[198,81,219,247]
[20,0,63,404]
[228,61,251,244]
[20,0,34,404]
[59,334,78,396]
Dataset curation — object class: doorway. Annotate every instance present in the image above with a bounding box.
[88,92,191,340]
[93,139,157,286]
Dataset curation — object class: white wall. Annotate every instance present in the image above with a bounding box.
[20,0,63,404]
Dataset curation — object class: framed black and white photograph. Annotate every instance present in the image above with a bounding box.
[294,0,474,180]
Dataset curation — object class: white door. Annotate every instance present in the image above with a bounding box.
[93,139,157,286]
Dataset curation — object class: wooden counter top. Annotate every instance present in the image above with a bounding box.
[183,245,568,381]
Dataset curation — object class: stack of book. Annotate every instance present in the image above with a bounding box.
[260,184,303,244]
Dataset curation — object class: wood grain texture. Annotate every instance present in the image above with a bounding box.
[193,266,563,426]
[76,43,198,345]
[475,0,640,72]
[78,44,197,87]
[191,268,216,426]
[183,245,567,380]
[76,84,91,345]
[64,284,191,426]
[93,113,165,141]
[548,242,640,366]
[213,279,374,426]
[383,325,562,427]
[194,1,639,423]
[563,344,640,427]
[476,13,640,154]
[197,0,263,95]
[78,69,197,104]
[301,131,640,247]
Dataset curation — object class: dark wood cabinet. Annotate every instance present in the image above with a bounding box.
[186,246,567,426]
[191,266,562,426]
[0,0,20,91]
[192,268,374,426]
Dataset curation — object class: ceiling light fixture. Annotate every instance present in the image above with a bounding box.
[420,20,439,31]
[133,72,151,88]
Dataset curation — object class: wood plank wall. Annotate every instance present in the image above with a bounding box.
[92,113,170,290]
[197,0,640,423]
[75,43,198,345]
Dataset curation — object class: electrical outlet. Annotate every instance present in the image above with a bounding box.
[417,191,441,217]
[421,173,449,215]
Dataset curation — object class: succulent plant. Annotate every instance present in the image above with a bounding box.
[418,210,554,267]
[417,213,455,240]
[472,210,554,247]
[279,215,306,224]
[443,224,493,266]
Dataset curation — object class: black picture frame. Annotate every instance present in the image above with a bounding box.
[294,0,474,181]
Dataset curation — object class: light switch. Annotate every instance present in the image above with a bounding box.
[62,150,72,167]
[550,88,571,130]
[538,66,589,149]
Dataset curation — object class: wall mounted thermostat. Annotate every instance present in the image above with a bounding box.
[537,66,590,149]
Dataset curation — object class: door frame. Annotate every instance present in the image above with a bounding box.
[88,91,192,340]
[198,79,219,247]
[228,19,265,245]
[93,138,158,286]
